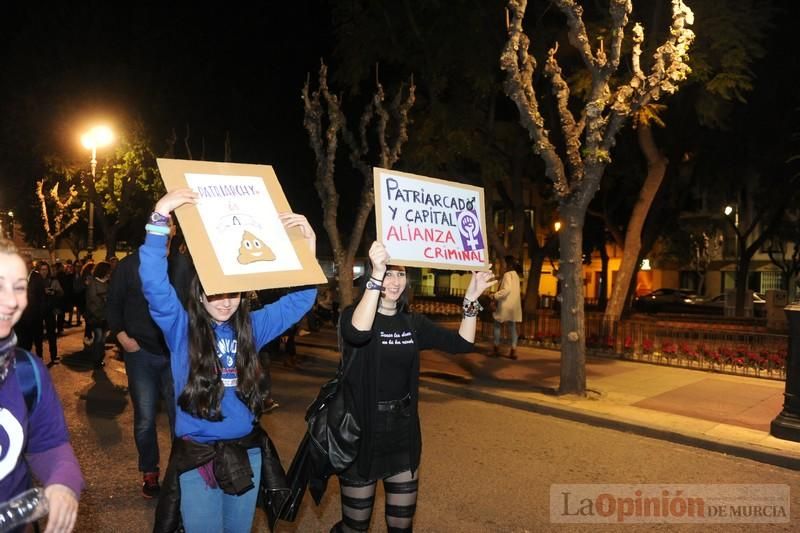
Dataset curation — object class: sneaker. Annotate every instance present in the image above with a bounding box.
[508,348,518,360]
[142,472,160,499]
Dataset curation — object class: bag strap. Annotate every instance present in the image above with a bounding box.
[14,348,42,413]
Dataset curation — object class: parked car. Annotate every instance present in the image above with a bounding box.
[633,288,701,313]
[702,292,766,317]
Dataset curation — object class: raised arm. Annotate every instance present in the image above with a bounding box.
[138,188,198,345]
[349,241,389,332]
[458,270,497,343]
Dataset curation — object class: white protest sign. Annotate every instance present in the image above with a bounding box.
[157,159,326,295]
[184,173,302,276]
[374,167,490,271]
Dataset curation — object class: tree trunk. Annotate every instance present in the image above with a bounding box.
[524,250,546,314]
[337,191,375,308]
[604,122,668,326]
[337,255,355,311]
[735,251,751,316]
[103,223,119,260]
[558,203,586,396]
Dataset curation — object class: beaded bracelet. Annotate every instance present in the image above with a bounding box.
[145,223,171,236]
[462,297,483,318]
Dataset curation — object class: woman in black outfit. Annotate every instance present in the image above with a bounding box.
[333,241,495,532]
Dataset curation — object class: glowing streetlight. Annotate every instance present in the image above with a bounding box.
[554,221,562,232]
[724,205,733,216]
[81,126,113,251]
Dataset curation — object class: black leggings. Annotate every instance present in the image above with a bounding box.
[338,470,419,532]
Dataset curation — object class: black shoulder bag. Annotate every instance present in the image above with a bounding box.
[306,348,361,475]
[279,326,361,523]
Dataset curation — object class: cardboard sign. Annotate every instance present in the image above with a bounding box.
[157,159,327,295]
[374,167,490,271]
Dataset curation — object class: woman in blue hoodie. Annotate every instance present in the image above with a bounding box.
[139,188,316,532]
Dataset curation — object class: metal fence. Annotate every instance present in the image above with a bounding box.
[480,310,789,380]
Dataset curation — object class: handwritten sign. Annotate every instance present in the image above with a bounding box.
[374,167,490,271]
[157,159,326,295]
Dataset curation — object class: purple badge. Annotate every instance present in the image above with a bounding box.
[456,208,484,251]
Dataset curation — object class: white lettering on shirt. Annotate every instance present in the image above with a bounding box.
[379,330,414,345]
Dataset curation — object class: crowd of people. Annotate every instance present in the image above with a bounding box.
[1,188,506,532]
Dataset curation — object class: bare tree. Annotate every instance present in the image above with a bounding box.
[501,0,694,395]
[36,180,84,262]
[303,61,415,306]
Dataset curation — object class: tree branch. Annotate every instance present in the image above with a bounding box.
[500,0,569,197]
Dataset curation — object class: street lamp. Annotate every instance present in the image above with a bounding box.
[81,126,113,251]
[723,204,740,256]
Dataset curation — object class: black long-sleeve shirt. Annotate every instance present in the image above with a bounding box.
[339,305,474,479]
[106,252,170,357]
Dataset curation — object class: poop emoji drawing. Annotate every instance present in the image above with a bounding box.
[237,230,276,264]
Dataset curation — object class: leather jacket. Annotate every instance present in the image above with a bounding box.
[154,426,288,533]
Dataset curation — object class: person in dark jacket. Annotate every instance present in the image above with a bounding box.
[14,253,46,358]
[56,261,73,332]
[331,241,495,533]
[107,237,181,499]
[85,261,111,368]
[37,261,64,364]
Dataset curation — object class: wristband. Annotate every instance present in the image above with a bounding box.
[370,275,385,283]
[149,211,171,226]
[145,224,171,236]
[366,279,384,291]
[462,297,483,318]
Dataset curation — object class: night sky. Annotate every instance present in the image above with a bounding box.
[0,2,333,217]
[1,1,798,237]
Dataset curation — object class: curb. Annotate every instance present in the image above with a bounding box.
[294,339,800,471]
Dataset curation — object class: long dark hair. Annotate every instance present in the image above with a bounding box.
[505,255,523,275]
[177,274,270,421]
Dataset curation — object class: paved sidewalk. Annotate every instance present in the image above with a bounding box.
[293,324,800,470]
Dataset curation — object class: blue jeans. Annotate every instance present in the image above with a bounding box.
[124,349,176,473]
[493,320,518,348]
[179,447,262,533]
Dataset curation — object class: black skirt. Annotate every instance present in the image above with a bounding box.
[340,401,413,483]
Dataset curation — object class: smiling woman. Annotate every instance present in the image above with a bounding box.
[0,238,84,533]
[0,243,26,339]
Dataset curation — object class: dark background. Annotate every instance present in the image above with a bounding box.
[0,2,333,218]
[1,1,799,256]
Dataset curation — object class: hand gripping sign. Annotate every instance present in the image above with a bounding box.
[157,158,326,295]
[373,167,490,271]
